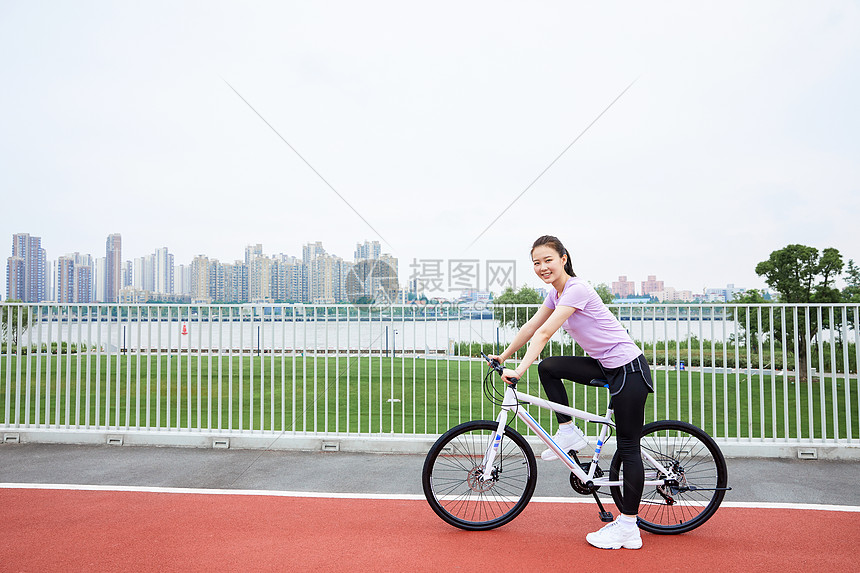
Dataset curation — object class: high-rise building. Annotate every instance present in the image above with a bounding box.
[335,258,353,303]
[302,242,326,303]
[177,264,192,296]
[355,240,381,262]
[190,255,211,302]
[612,275,636,298]
[93,257,106,302]
[249,256,275,302]
[218,262,235,303]
[245,244,263,266]
[132,254,158,293]
[206,260,247,303]
[69,253,92,268]
[6,256,25,301]
[272,255,301,302]
[154,247,174,295]
[133,257,146,290]
[74,264,92,303]
[349,249,399,304]
[229,261,248,303]
[46,259,55,301]
[55,254,93,304]
[367,254,399,303]
[67,253,94,304]
[308,254,344,304]
[56,256,75,303]
[105,234,122,303]
[122,260,133,288]
[303,242,325,264]
[145,255,154,292]
[641,275,664,298]
[208,260,226,302]
[7,233,47,302]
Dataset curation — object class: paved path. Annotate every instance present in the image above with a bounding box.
[1,486,858,572]
[1,443,858,506]
[2,444,859,572]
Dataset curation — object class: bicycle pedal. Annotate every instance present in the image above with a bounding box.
[599,511,614,523]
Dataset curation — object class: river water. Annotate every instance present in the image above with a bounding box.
[19,317,740,353]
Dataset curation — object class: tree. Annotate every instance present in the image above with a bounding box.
[1,301,31,347]
[755,244,843,303]
[731,289,772,348]
[741,245,845,381]
[843,259,860,303]
[594,283,614,305]
[493,286,543,329]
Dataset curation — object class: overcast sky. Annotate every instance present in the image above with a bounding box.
[2,1,858,297]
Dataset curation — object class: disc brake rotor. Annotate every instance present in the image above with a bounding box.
[467,466,497,493]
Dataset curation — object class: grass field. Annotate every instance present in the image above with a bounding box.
[2,354,858,440]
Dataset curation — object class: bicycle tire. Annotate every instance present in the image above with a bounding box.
[609,419,728,535]
[422,420,537,531]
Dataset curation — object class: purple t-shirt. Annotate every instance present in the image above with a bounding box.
[544,277,641,368]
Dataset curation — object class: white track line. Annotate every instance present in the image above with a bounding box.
[2,483,859,513]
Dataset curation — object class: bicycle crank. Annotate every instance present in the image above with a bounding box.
[569,453,604,495]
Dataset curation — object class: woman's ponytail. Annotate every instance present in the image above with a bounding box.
[563,248,575,277]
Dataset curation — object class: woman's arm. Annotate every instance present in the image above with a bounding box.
[490,304,554,363]
[501,305,576,383]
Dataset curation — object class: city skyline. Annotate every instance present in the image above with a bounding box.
[6,232,409,304]
[5,231,757,304]
[2,2,857,302]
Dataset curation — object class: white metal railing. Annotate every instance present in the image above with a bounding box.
[1,303,857,452]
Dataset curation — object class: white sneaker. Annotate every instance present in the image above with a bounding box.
[586,519,643,550]
[540,424,588,460]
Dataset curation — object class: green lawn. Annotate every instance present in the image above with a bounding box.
[1,354,858,440]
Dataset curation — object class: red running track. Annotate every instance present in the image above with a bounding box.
[1,488,857,572]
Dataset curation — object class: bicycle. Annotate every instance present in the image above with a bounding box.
[422,353,730,534]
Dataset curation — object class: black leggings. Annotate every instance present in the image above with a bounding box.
[537,355,652,516]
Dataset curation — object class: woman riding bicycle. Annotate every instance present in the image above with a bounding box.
[488,235,654,550]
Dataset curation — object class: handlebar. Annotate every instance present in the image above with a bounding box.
[481,352,518,384]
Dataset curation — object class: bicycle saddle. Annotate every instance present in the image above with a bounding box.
[587,378,609,389]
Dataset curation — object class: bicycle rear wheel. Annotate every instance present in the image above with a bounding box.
[422,420,537,531]
[609,420,728,534]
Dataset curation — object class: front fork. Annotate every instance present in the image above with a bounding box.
[480,393,515,481]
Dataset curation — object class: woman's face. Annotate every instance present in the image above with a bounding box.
[532,244,567,284]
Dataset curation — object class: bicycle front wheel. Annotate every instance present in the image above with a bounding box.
[609,420,728,535]
[422,420,537,531]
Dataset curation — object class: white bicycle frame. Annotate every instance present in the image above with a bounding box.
[480,383,675,488]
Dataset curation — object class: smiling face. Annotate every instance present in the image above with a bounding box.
[532,244,568,287]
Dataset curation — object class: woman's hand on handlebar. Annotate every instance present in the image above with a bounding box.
[501,368,520,385]
[481,353,517,383]
[486,354,503,365]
